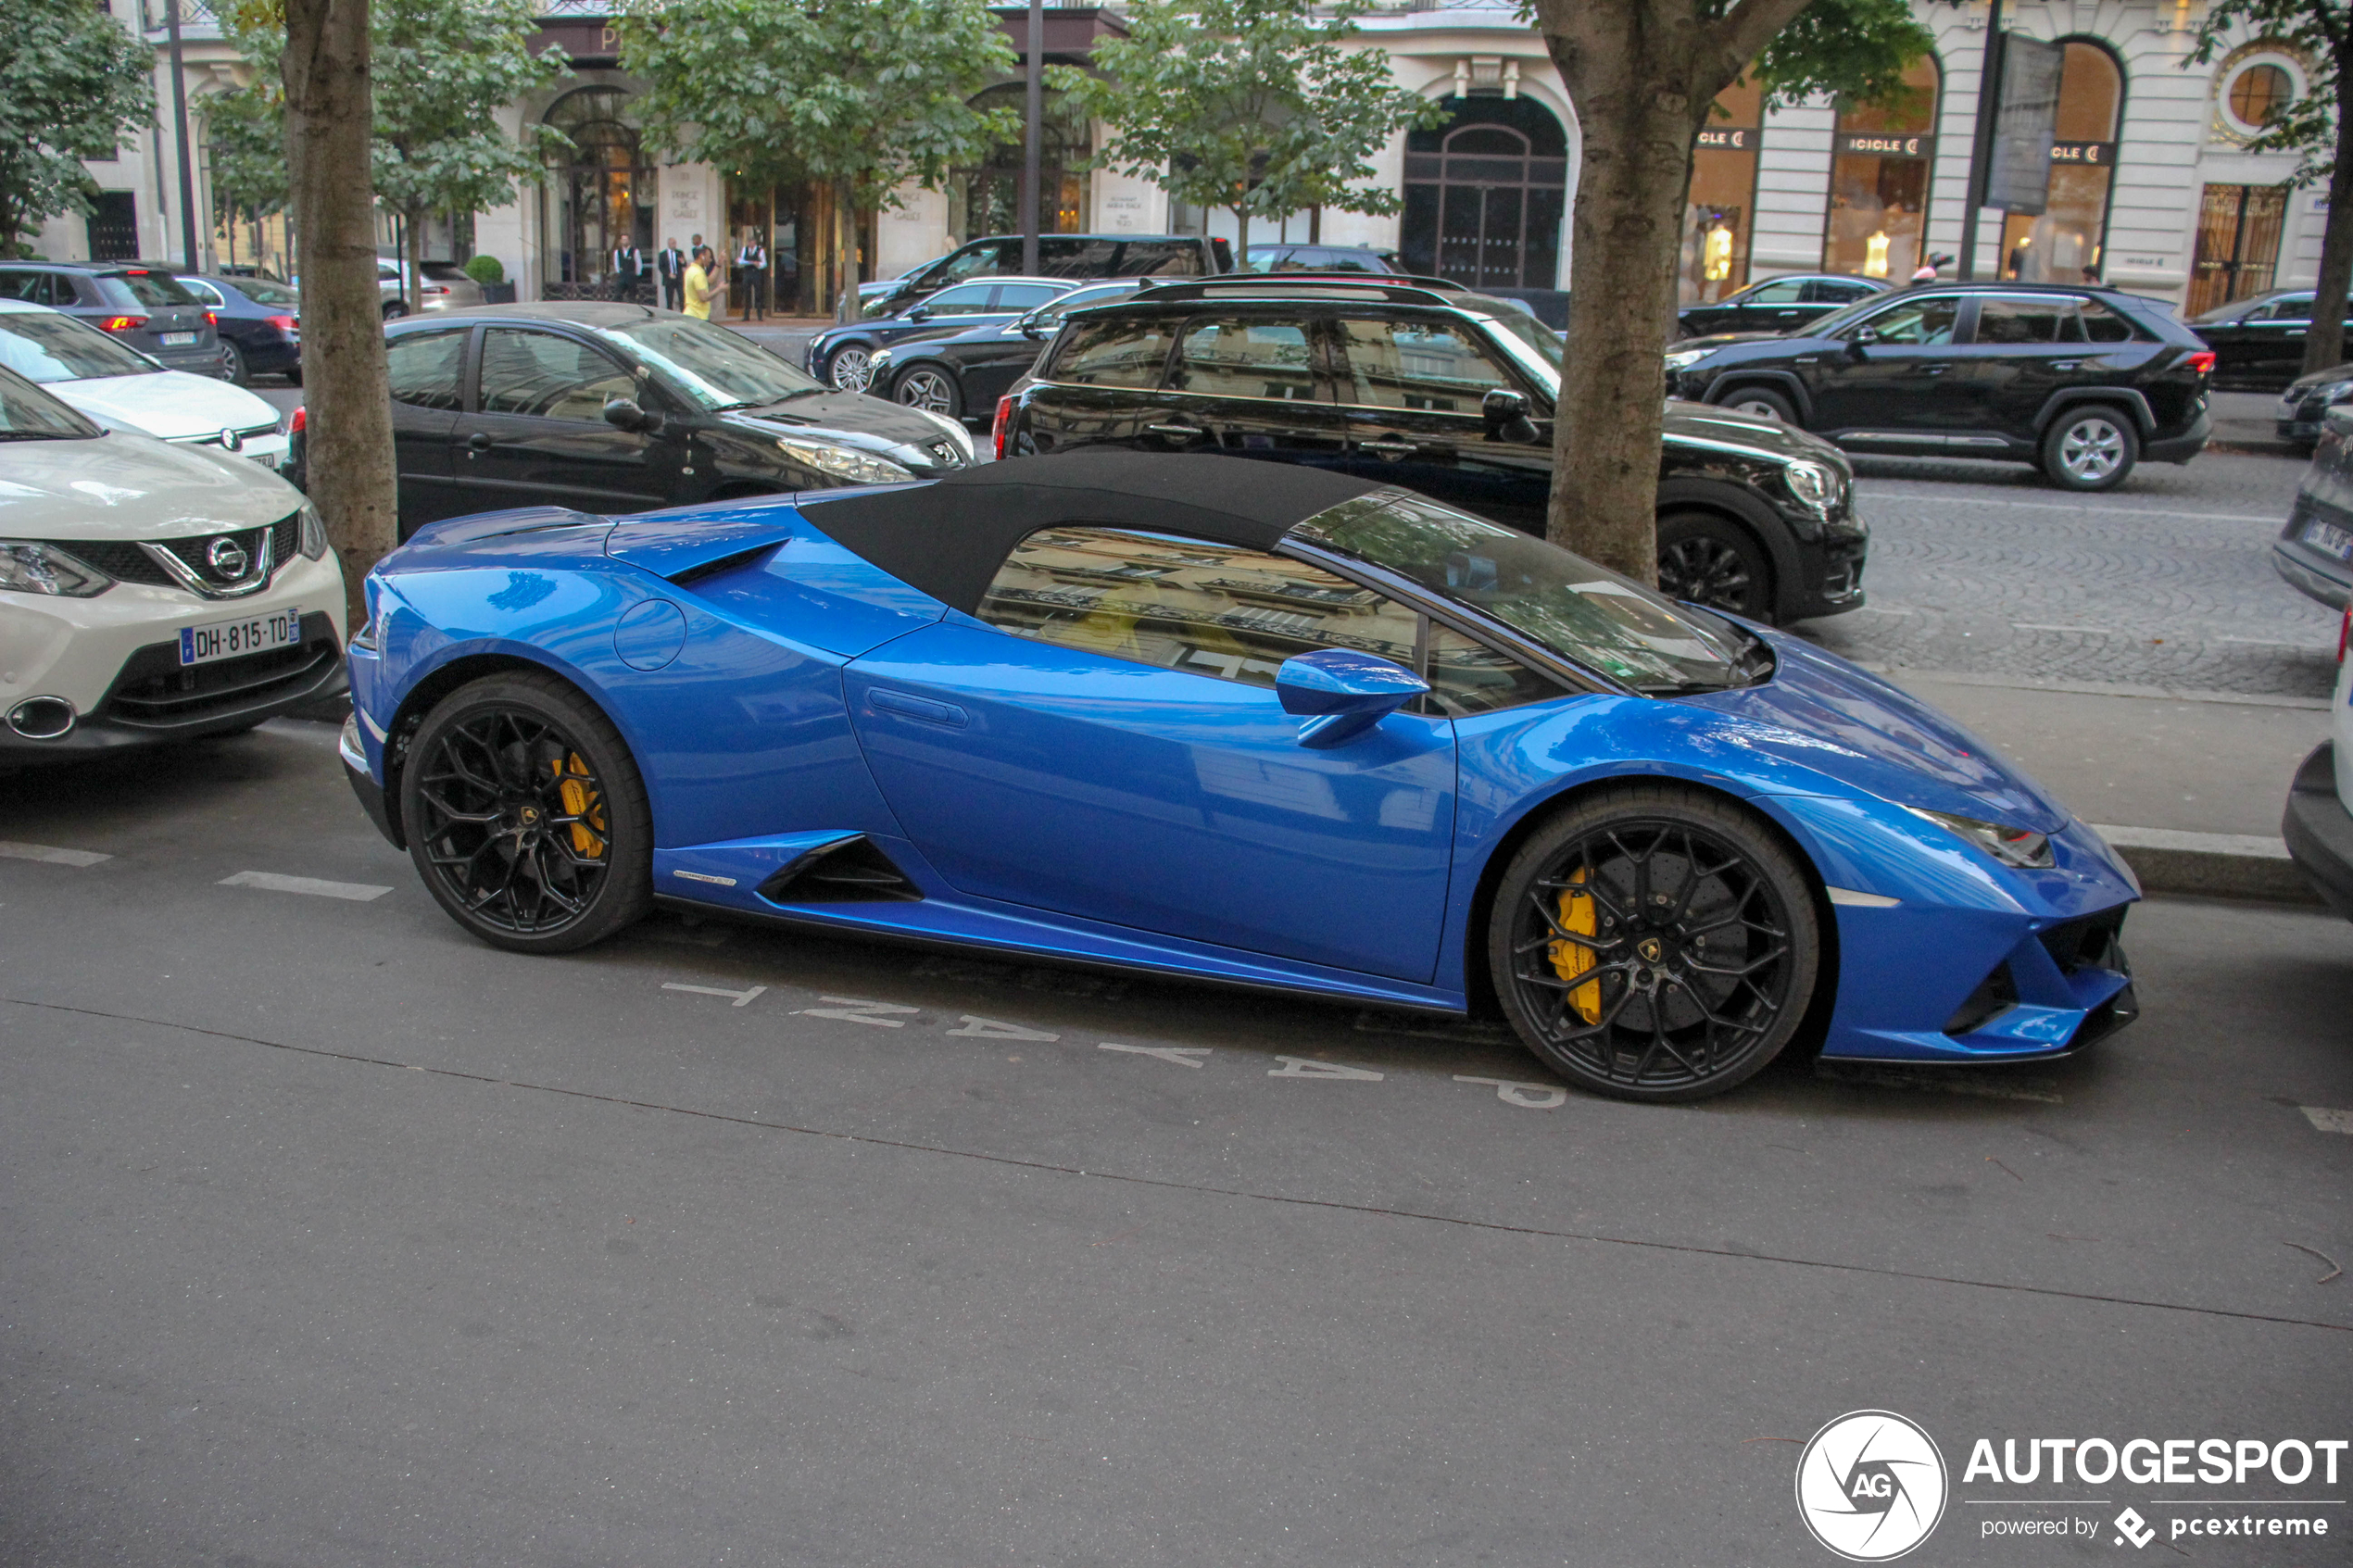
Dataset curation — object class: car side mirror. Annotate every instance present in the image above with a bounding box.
[1847,326,1879,358]
[1481,388,1541,444]
[603,396,661,434]
[1275,648,1428,748]
[1021,320,1051,340]
[906,304,932,322]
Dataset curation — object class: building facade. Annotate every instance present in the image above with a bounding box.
[25,0,2334,322]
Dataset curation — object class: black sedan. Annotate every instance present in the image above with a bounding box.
[1675,272,1888,341]
[172,271,302,384]
[294,303,974,541]
[866,278,1153,420]
[2190,289,2353,390]
[807,277,1076,392]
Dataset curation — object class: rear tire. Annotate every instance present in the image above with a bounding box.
[2039,407,2138,491]
[1655,511,1775,622]
[400,672,652,954]
[1488,784,1819,1103]
[1719,386,1798,425]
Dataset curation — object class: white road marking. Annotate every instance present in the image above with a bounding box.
[662,982,766,1008]
[2301,1106,2353,1135]
[2011,623,2112,635]
[0,840,111,868]
[1099,1042,1208,1068]
[798,996,919,1027]
[949,1015,1060,1041]
[1269,1055,1383,1081]
[218,870,391,901]
[1453,1075,1567,1110]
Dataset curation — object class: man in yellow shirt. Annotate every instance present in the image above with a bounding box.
[683,246,724,320]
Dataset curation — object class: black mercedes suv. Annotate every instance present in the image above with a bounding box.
[993,277,1869,625]
[1662,282,2212,491]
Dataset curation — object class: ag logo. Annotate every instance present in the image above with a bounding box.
[1794,1410,1948,1561]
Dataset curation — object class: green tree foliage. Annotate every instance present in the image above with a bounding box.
[2189,1,2353,370]
[0,0,156,256]
[1746,0,1938,112]
[1048,0,1447,261]
[617,0,1020,317]
[206,82,289,227]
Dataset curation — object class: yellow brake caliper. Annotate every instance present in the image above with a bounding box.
[553,753,606,859]
[1547,867,1601,1024]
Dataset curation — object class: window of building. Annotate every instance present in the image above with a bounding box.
[2189,182,2289,316]
[2224,60,2295,133]
[1998,40,2125,285]
[1822,55,1941,281]
[539,88,655,295]
[950,83,1090,244]
[1401,97,1569,293]
[1680,75,1763,307]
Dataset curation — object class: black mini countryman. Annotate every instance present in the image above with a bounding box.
[991,278,1869,625]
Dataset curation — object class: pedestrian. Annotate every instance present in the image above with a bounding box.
[657,237,686,311]
[610,238,645,304]
[736,231,769,320]
[683,245,724,321]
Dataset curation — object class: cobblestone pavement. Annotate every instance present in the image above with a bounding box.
[1793,450,2345,698]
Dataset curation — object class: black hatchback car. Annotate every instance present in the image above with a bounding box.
[0,260,224,376]
[1663,282,2213,491]
[1675,272,1889,341]
[995,278,1869,626]
[304,304,974,540]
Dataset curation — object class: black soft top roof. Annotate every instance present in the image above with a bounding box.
[796,450,1387,614]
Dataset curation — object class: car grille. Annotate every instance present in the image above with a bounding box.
[103,612,340,727]
[2038,906,2130,975]
[184,420,281,450]
[57,540,176,585]
[44,513,299,593]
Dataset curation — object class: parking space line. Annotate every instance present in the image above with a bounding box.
[218,871,392,901]
[1100,1042,1207,1068]
[0,840,112,868]
[662,982,766,1007]
[1269,1055,1383,1081]
[2301,1106,2353,1135]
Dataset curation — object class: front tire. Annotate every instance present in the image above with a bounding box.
[400,672,653,953]
[382,300,409,321]
[826,344,875,392]
[892,365,963,420]
[2040,408,2137,491]
[1655,511,1775,622]
[1719,386,1798,425]
[1488,784,1818,1103]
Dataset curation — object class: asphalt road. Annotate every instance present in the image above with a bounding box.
[3,722,2348,1565]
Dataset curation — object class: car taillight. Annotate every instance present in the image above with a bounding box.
[203,310,218,326]
[2340,605,2350,665]
[99,315,147,332]
[423,285,448,296]
[2184,350,2216,375]
[992,395,1013,461]
[288,405,306,435]
[266,315,298,336]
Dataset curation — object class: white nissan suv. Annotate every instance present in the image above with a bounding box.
[0,366,346,762]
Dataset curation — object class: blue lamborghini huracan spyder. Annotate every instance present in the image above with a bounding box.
[342,450,2138,1101]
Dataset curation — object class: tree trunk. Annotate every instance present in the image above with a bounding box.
[1232,204,1250,271]
[2305,62,2353,375]
[283,0,396,633]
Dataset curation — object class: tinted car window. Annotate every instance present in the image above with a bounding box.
[1976,296,2083,344]
[931,242,1020,286]
[109,270,201,307]
[976,525,1417,688]
[1047,318,1177,387]
[385,328,468,410]
[1335,318,1514,411]
[992,282,1066,310]
[2258,296,2313,323]
[594,314,822,408]
[0,272,58,306]
[478,329,633,420]
[1242,246,1294,272]
[923,282,1002,315]
[1168,320,1319,401]
[1116,241,1210,278]
[2078,298,2137,343]
[180,279,226,306]
[1746,278,1807,304]
[1315,250,1387,273]
[1026,282,1140,328]
[1037,238,1123,277]
[237,279,299,307]
[1423,622,1562,716]
[0,365,102,437]
[1856,295,1958,345]
[0,310,155,380]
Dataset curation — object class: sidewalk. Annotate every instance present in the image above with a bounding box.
[2208,389,2300,457]
[1881,668,2334,903]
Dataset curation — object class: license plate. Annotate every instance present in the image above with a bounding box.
[180,607,299,666]
[2303,519,2353,562]
[159,331,197,346]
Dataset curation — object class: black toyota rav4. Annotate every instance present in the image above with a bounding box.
[1663,282,2213,491]
[992,277,1868,626]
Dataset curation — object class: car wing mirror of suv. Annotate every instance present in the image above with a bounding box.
[603,396,662,435]
[1847,326,1880,358]
[1481,388,1541,444]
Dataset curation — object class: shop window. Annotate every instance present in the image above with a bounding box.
[1681,76,1762,306]
[1821,55,1940,281]
[1999,41,2125,284]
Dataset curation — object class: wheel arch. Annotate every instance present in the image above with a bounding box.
[1654,479,1802,623]
[1456,771,1842,1056]
[1700,369,1815,424]
[376,650,627,849]
[2033,386,2155,438]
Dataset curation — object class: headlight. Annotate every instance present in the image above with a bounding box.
[1663,347,1713,372]
[1905,806,2056,870]
[1782,458,1843,516]
[0,540,111,597]
[774,437,914,485]
[297,502,329,559]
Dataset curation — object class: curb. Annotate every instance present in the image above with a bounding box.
[2091,823,2322,905]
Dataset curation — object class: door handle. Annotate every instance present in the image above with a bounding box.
[1145,423,1205,438]
[1359,438,1418,457]
[2287,329,2307,337]
[1919,363,1951,374]
[2052,361,2079,371]
[467,432,494,452]
[868,688,967,728]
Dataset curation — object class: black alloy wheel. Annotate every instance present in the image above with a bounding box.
[1490,784,1818,1102]
[1655,511,1774,622]
[892,364,963,420]
[401,672,653,953]
[1719,386,1798,425]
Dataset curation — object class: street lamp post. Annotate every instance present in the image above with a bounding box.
[1021,0,1042,276]
[162,0,201,272]
[1956,0,2007,281]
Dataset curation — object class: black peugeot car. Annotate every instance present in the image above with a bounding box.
[993,277,1868,626]
[1675,272,1889,341]
[295,303,974,540]
[1661,282,2213,491]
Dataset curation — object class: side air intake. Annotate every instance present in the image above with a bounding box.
[756,835,923,904]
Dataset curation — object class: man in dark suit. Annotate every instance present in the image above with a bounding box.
[611,240,646,303]
[657,237,686,311]
[736,233,769,320]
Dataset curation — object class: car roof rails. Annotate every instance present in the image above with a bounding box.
[1131,273,1471,307]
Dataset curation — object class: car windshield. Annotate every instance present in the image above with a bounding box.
[591,315,824,409]
[1485,309,1563,372]
[0,310,157,381]
[109,270,201,307]
[0,366,103,438]
[1291,491,1761,693]
[1798,292,1910,338]
[235,279,299,307]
